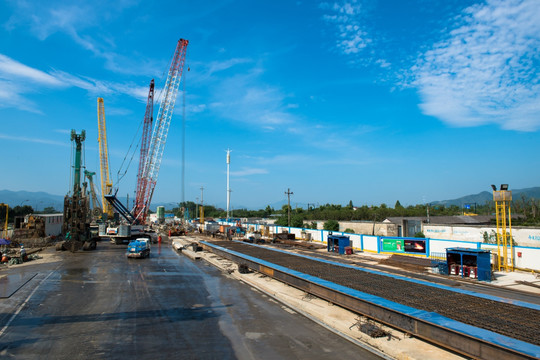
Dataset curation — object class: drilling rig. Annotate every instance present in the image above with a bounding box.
[84,169,103,221]
[58,130,96,252]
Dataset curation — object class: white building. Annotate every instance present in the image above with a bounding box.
[36,213,63,237]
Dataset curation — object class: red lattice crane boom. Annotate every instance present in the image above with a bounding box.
[133,79,155,223]
[140,38,189,223]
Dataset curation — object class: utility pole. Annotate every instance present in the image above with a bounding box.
[285,188,293,227]
[200,186,205,225]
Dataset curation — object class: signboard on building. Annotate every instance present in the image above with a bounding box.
[382,238,404,252]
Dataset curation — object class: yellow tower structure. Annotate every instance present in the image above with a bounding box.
[0,203,8,239]
[97,98,113,218]
[492,184,513,272]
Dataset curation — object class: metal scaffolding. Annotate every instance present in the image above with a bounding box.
[492,186,513,272]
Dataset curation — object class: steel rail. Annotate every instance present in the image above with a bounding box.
[201,241,540,360]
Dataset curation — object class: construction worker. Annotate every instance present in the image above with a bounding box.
[20,245,27,262]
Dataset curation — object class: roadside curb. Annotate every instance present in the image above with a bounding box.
[171,239,201,260]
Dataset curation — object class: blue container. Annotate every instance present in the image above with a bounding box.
[327,235,350,255]
[438,262,448,275]
[446,248,491,282]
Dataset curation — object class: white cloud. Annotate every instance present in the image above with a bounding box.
[230,168,268,177]
[0,79,41,113]
[4,1,153,76]
[0,53,153,112]
[187,104,207,114]
[245,154,312,165]
[0,54,64,86]
[54,129,71,134]
[0,133,68,147]
[321,1,372,57]
[411,0,540,131]
[209,67,298,127]
[206,58,252,76]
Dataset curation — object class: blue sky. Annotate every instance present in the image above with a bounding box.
[1,0,539,210]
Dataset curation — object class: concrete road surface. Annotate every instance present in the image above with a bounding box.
[0,241,381,359]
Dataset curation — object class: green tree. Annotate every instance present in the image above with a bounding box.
[275,215,289,226]
[291,214,304,228]
[343,228,355,233]
[323,219,339,231]
[178,201,197,219]
[5,205,34,222]
[42,206,57,214]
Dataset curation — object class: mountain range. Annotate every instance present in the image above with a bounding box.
[1,187,539,212]
[431,187,540,207]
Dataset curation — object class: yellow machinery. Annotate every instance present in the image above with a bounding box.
[97,98,113,218]
[492,184,513,272]
[0,203,8,238]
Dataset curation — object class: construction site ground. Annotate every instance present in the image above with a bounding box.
[172,235,540,360]
[1,235,538,359]
[1,237,382,359]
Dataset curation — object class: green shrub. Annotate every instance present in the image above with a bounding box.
[323,220,339,231]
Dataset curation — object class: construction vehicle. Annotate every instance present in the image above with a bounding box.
[97,96,140,243]
[97,98,113,219]
[133,79,155,224]
[126,238,151,258]
[104,39,189,235]
[84,170,103,220]
[12,215,45,239]
[106,223,146,244]
[58,130,96,252]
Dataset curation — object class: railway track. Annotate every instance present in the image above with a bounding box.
[202,240,540,360]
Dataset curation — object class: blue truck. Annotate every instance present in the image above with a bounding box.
[126,238,151,258]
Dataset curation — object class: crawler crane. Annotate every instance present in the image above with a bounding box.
[105,39,189,227]
[98,97,113,219]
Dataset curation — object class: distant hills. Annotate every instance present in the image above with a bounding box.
[0,190,65,211]
[0,190,178,212]
[431,187,540,207]
[1,187,539,212]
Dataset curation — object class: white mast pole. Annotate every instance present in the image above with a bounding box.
[226,148,231,221]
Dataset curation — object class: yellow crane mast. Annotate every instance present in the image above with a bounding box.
[97,98,113,218]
